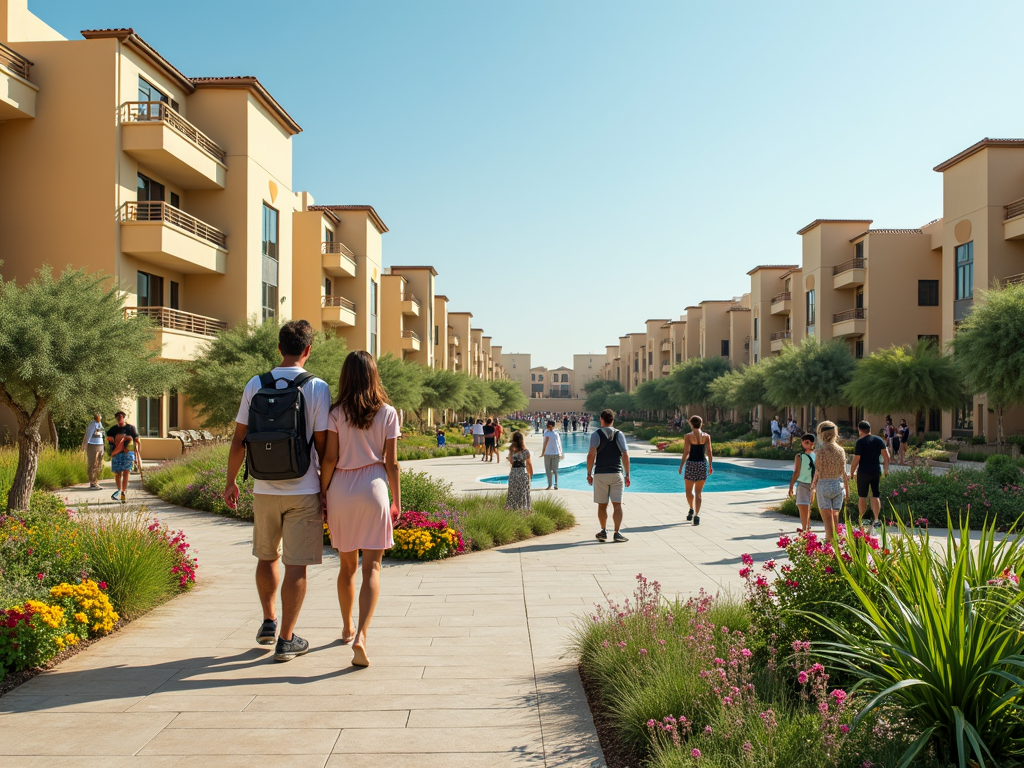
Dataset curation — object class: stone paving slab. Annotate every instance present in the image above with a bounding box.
[0,430,799,765]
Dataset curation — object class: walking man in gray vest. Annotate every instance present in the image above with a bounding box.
[587,408,631,542]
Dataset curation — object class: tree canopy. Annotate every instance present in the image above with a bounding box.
[845,340,965,434]
[584,379,623,413]
[666,356,731,413]
[462,375,500,414]
[377,353,427,414]
[488,378,528,414]
[417,367,469,419]
[182,318,347,429]
[633,378,675,412]
[0,268,175,510]
[952,283,1024,444]
[764,337,856,420]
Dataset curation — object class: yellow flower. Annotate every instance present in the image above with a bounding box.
[74,612,88,624]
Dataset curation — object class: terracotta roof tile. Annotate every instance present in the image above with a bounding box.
[192,76,301,135]
[849,228,924,242]
[934,138,1024,172]
[81,28,193,93]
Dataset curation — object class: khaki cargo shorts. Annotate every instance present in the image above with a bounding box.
[593,472,624,504]
[252,493,323,566]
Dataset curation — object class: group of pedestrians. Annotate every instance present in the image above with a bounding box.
[532,412,589,434]
[221,321,400,666]
[80,410,142,502]
[770,415,800,448]
[787,418,892,542]
[465,417,503,462]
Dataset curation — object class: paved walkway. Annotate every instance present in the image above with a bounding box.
[0,433,798,766]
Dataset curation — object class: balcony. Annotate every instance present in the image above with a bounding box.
[1004,198,1024,239]
[322,241,357,278]
[124,306,226,361]
[833,258,866,289]
[448,333,460,347]
[401,329,421,352]
[401,293,421,317]
[660,339,671,352]
[120,102,227,189]
[769,330,791,352]
[321,295,356,327]
[1003,273,1024,288]
[0,42,37,120]
[770,291,791,315]
[120,201,227,274]
[832,308,866,337]
[661,362,671,373]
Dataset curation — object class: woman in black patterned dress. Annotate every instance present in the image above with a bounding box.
[504,431,534,511]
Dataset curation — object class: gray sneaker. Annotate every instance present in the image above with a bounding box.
[256,619,277,646]
[613,531,629,543]
[274,633,309,662]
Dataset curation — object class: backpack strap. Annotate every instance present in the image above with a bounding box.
[290,372,316,390]
[258,372,276,389]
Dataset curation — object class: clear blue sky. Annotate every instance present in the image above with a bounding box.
[38,0,1024,368]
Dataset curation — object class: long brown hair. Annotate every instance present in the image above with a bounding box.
[509,431,526,452]
[332,351,390,429]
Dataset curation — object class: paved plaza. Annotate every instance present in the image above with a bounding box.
[0,433,799,766]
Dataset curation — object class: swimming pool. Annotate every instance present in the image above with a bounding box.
[480,456,791,494]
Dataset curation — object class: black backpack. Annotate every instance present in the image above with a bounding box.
[243,371,316,481]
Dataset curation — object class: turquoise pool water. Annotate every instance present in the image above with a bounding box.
[480,456,791,494]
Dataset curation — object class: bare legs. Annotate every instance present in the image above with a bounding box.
[337,548,385,666]
[821,509,840,545]
[857,495,881,526]
[797,504,811,534]
[684,479,706,518]
[115,470,130,494]
[597,502,624,533]
[256,559,307,641]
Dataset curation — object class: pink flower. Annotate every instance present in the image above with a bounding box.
[764,559,776,570]
[743,741,753,753]
[639,648,648,656]
[741,648,752,658]
[691,748,702,758]
[704,725,713,734]
[824,566,834,574]
[739,567,752,578]
[741,553,754,566]
[36,573,44,581]
[840,724,850,734]
[831,689,848,704]
[777,535,791,548]
[798,671,808,684]
[754,575,769,588]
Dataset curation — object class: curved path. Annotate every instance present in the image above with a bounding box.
[0,435,794,767]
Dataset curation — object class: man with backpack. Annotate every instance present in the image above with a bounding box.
[223,320,331,662]
[587,408,631,543]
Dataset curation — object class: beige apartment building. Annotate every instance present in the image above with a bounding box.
[572,354,601,397]
[932,139,1024,438]
[434,295,450,370]
[501,353,533,399]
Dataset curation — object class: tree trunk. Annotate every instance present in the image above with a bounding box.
[8,423,43,512]
[47,412,58,450]
[997,403,1004,446]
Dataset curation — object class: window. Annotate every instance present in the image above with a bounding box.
[137,396,161,437]
[806,289,815,326]
[855,241,864,259]
[538,375,544,381]
[918,280,939,306]
[956,242,973,301]
[648,352,653,366]
[169,192,180,209]
[137,271,163,308]
[169,281,179,310]
[929,408,941,432]
[753,317,759,341]
[324,228,334,244]
[323,277,332,296]
[168,389,178,430]
[855,288,864,309]
[261,204,279,321]
[954,399,974,435]
[531,374,536,381]
[434,325,439,346]
[137,172,164,205]
[855,340,864,359]
[369,279,378,356]
[721,339,730,357]
[918,335,939,346]
[562,374,569,382]
[137,77,176,116]
[675,353,681,363]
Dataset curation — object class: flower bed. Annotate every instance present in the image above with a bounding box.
[0,493,197,682]
[148,453,576,563]
[573,575,924,768]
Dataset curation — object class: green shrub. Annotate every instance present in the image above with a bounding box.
[969,434,988,445]
[812,517,1024,767]
[956,450,989,463]
[986,453,1023,487]
[0,446,113,502]
[78,510,180,618]
[883,467,1024,529]
[399,469,456,513]
[525,513,555,536]
[531,496,576,530]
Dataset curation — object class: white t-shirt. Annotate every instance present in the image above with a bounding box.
[235,366,331,496]
[472,423,485,436]
[542,429,562,456]
[84,421,106,445]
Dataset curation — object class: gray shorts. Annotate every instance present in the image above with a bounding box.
[816,479,846,512]
[593,472,624,504]
[794,482,812,506]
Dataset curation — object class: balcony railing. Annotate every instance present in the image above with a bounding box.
[833,258,866,276]
[124,306,226,336]
[1003,273,1024,287]
[770,331,791,341]
[121,201,227,249]
[322,240,356,259]
[403,293,421,309]
[120,102,227,163]
[833,308,866,323]
[402,330,420,341]
[1006,197,1024,220]
[771,291,791,304]
[322,295,356,311]
[0,41,32,80]
[449,334,460,345]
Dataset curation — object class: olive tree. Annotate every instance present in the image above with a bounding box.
[765,337,856,422]
[0,268,174,511]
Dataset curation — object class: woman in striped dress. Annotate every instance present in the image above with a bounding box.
[504,431,533,512]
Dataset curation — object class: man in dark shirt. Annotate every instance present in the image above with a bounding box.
[849,420,889,529]
[106,411,141,503]
[482,418,496,462]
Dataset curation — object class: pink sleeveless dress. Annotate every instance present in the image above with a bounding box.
[325,404,400,552]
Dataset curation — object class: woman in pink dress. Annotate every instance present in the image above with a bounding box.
[320,351,401,667]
